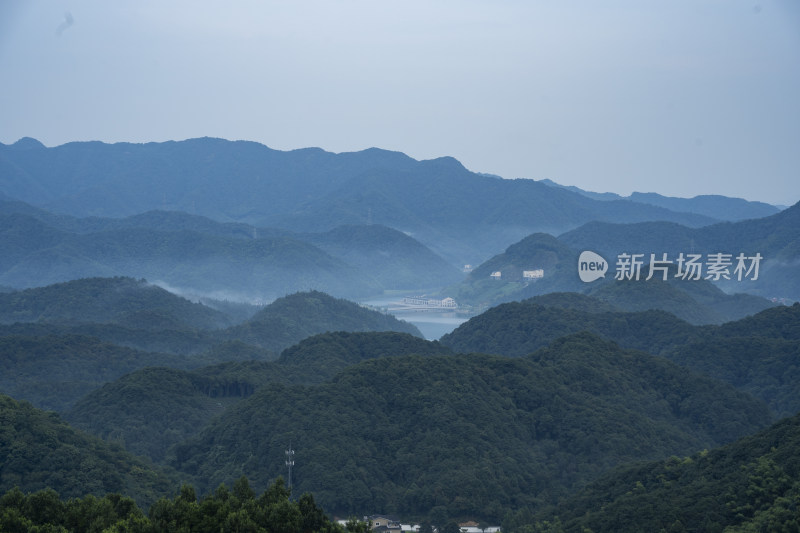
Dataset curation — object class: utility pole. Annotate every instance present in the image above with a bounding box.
[285,444,295,492]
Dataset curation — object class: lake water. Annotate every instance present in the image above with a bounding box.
[362,295,470,341]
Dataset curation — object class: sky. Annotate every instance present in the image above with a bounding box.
[1,1,798,205]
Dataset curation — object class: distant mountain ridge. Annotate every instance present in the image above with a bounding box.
[0,137,721,264]
[539,178,781,221]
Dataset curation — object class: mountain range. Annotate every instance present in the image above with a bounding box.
[1,137,771,266]
[3,137,797,306]
[2,135,799,529]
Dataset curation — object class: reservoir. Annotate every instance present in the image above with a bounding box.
[361,294,470,340]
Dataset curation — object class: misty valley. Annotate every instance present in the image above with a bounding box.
[1,138,799,532]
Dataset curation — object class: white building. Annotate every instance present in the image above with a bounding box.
[523,269,544,280]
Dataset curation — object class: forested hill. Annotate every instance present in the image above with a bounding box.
[169,333,768,521]
[440,300,700,357]
[531,412,800,532]
[65,366,272,463]
[441,298,800,417]
[0,394,185,507]
[0,202,461,296]
[222,290,422,352]
[585,273,774,324]
[446,233,581,307]
[665,303,800,418]
[0,276,233,330]
[277,331,453,379]
[67,331,449,463]
[0,212,382,298]
[0,290,426,414]
[447,231,775,319]
[0,334,200,412]
[302,224,463,289]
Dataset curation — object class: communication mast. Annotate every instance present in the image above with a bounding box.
[285,444,295,491]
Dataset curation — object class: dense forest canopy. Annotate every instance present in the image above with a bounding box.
[168,333,769,521]
[527,412,800,533]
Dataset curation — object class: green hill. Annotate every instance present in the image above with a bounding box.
[0,320,221,356]
[169,333,769,521]
[67,332,451,464]
[0,289,426,415]
[530,412,800,532]
[0,394,184,507]
[65,367,269,463]
[586,274,774,325]
[663,303,800,418]
[441,299,800,417]
[521,292,620,313]
[0,334,200,412]
[278,331,452,375]
[222,290,422,352]
[0,276,234,330]
[440,300,700,357]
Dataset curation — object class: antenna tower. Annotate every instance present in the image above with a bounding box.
[285,444,295,491]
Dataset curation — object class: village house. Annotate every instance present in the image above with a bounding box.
[365,515,403,533]
[459,522,500,533]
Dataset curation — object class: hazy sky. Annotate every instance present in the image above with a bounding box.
[1,1,798,205]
